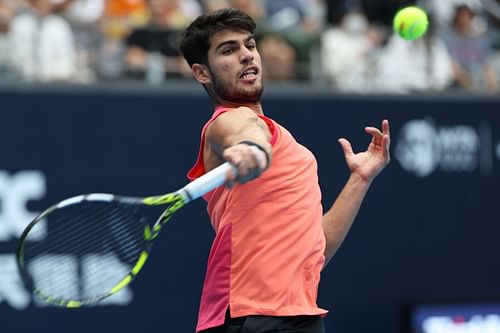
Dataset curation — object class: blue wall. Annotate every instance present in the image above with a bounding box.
[1,89,499,333]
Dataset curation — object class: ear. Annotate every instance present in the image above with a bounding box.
[192,64,211,84]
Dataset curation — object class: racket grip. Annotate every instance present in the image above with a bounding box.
[182,162,237,201]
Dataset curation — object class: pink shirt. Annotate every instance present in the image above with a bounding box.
[188,107,327,332]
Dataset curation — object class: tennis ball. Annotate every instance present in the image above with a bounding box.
[393,6,429,41]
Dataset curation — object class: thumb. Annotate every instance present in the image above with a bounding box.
[338,138,354,157]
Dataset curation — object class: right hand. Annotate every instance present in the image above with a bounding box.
[223,143,268,187]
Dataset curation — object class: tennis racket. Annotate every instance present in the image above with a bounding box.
[16,162,235,308]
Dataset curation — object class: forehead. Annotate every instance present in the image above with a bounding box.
[209,30,254,50]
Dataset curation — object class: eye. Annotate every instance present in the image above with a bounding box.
[222,48,233,55]
[247,43,256,50]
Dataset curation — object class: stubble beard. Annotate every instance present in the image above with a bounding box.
[209,68,264,104]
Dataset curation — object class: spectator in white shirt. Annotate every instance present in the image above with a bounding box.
[374,17,454,94]
[7,0,77,82]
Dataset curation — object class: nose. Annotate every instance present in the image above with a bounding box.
[240,46,254,63]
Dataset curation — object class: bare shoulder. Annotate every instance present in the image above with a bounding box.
[206,106,263,138]
[211,106,259,126]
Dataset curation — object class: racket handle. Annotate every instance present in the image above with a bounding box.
[182,162,237,201]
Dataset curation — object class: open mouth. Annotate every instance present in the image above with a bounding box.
[240,66,259,80]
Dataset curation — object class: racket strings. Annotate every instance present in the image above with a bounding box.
[27,224,141,296]
[25,213,140,290]
[21,201,147,302]
[27,206,141,261]
[26,203,115,253]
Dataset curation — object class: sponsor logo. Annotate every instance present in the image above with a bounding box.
[395,118,490,177]
[422,315,500,333]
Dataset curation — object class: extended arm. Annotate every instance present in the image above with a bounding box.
[323,120,391,267]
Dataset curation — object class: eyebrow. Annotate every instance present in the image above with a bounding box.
[214,35,255,53]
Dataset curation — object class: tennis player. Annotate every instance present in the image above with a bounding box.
[180,8,390,333]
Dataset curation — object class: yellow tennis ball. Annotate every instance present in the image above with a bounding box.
[393,6,429,41]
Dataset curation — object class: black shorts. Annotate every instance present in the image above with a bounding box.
[199,313,325,333]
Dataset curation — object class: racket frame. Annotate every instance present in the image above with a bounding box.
[16,162,235,307]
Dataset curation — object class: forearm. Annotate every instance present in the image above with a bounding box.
[222,125,272,155]
[324,119,391,266]
[322,173,372,267]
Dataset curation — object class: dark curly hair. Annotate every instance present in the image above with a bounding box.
[180,8,256,67]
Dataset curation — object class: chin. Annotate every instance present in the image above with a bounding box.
[212,76,264,103]
[237,88,263,103]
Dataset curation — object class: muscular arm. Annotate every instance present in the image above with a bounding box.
[323,120,391,267]
[204,107,272,183]
[322,174,371,266]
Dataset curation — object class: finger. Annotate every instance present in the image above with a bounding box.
[338,138,354,157]
[255,149,267,170]
[236,163,251,178]
[226,164,237,180]
[223,150,241,167]
[365,127,384,145]
[247,145,267,170]
[382,119,390,137]
[225,166,237,189]
[365,127,383,138]
[382,134,391,161]
[383,131,391,149]
[237,167,262,184]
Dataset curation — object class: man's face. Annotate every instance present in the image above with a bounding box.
[205,29,263,103]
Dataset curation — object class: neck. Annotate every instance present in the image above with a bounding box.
[216,100,264,115]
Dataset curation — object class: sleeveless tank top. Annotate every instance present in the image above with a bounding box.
[188,106,327,332]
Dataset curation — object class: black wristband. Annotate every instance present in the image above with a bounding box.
[239,140,271,168]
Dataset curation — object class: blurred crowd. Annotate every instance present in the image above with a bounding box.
[0,0,499,94]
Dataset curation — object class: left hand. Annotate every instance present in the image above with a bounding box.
[338,119,391,182]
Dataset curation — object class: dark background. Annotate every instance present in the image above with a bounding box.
[1,86,499,333]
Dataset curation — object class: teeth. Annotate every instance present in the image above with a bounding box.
[241,69,257,79]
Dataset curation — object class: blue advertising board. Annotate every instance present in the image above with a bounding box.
[1,88,499,333]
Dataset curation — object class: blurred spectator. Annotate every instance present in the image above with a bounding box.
[259,0,325,79]
[104,0,148,28]
[259,34,298,80]
[0,0,27,12]
[0,1,14,77]
[327,0,416,27]
[321,10,383,92]
[7,0,78,82]
[96,0,148,79]
[51,0,105,83]
[481,0,500,80]
[0,0,497,91]
[161,0,202,29]
[482,0,500,45]
[265,0,324,33]
[265,0,306,32]
[123,0,201,83]
[374,17,454,94]
[325,0,357,25]
[230,0,266,24]
[226,0,297,80]
[361,0,416,25]
[198,0,230,13]
[421,0,483,31]
[443,4,498,93]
